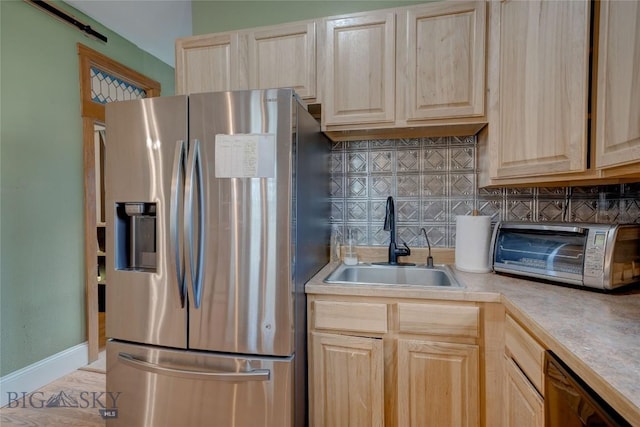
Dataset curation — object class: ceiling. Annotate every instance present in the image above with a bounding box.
[65,0,193,67]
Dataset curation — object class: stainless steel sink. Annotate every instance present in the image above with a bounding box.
[323,263,463,288]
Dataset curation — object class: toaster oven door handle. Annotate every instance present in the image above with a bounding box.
[499,223,586,235]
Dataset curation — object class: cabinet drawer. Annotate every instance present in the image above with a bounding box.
[505,315,545,394]
[397,303,479,338]
[313,301,388,334]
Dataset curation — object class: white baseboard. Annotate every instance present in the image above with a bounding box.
[0,342,89,407]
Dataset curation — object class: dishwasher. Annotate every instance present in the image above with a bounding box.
[544,351,632,427]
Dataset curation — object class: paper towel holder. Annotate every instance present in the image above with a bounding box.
[455,214,493,273]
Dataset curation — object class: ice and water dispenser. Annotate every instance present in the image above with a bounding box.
[115,202,157,272]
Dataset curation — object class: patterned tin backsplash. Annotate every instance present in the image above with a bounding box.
[329,136,640,248]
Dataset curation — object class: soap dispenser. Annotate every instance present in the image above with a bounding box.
[343,227,358,265]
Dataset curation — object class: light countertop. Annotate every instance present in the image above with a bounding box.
[306,261,640,425]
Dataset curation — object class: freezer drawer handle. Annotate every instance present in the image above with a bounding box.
[118,353,271,382]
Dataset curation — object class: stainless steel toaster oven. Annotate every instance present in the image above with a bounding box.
[490,222,640,290]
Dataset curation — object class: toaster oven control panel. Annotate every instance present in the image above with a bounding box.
[584,231,607,279]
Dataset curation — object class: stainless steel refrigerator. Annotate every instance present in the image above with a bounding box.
[104,89,329,426]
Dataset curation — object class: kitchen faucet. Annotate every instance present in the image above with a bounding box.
[378,196,414,266]
[420,227,434,268]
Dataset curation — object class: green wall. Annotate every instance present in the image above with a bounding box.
[192,0,428,34]
[0,0,174,377]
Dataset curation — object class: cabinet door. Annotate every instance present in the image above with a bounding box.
[322,11,396,125]
[505,315,544,394]
[401,1,486,121]
[175,33,244,95]
[397,339,479,427]
[310,332,384,427]
[490,0,590,178]
[245,22,316,100]
[504,356,544,427]
[595,1,640,169]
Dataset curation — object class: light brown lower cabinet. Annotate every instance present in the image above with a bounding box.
[503,313,546,427]
[503,356,544,427]
[397,339,480,427]
[310,332,384,427]
[308,297,484,427]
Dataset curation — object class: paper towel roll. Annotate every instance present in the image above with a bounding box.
[455,215,492,273]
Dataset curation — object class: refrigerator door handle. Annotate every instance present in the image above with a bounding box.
[118,353,271,382]
[170,140,187,308]
[185,139,205,308]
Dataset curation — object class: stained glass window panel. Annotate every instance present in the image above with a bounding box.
[90,66,147,104]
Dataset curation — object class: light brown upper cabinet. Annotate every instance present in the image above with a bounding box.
[594,0,640,173]
[399,1,486,122]
[321,1,488,134]
[246,22,317,100]
[320,10,397,126]
[175,32,243,94]
[479,0,640,187]
[175,21,317,100]
[481,0,591,183]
